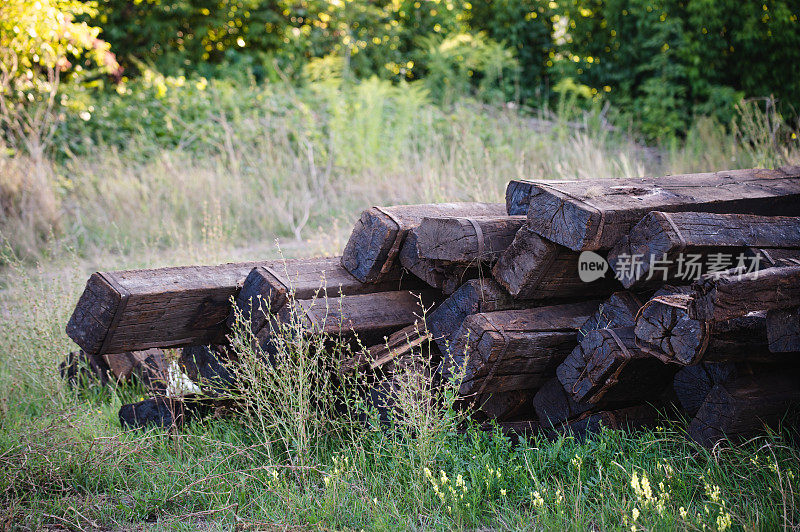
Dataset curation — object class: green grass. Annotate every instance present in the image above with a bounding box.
[1,82,800,529]
[1,246,798,530]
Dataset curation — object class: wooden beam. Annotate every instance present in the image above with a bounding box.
[672,362,743,417]
[277,290,439,347]
[557,327,676,405]
[414,215,526,264]
[634,293,772,365]
[608,212,800,288]
[446,301,598,396]
[426,279,531,357]
[67,261,272,355]
[688,372,800,447]
[492,223,620,299]
[232,257,412,338]
[341,202,505,283]
[767,307,800,353]
[398,231,479,293]
[689,264,800,322]
[533,377,594,428]
[510,166,800,251]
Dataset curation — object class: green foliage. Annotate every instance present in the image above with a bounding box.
[0,0,118,95]
[559,0,800,140]
[466,0,555,102]
[6,0,800,142]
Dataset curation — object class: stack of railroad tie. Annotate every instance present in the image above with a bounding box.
[65,167,800,445]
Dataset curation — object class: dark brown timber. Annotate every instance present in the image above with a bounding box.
[66,261,276,355]
[578,291,643,341]
[414,215,526,264]
[672,362,748,417]
[277,290,438,347]
[232,257,411,337]
[398,231,479,293]
[688,372,800,447]
[341,202,505,283]
[445,301,598,396]
[340,322,433,374]
[689,264,800,322]
[608,212,800,288]
[634,293,771,365]
[557,327,676,405]
[492,223,620,299]
[767,307,800,353]
[508,166,800,251]
[533,377,594,428]
[426,279,532,357]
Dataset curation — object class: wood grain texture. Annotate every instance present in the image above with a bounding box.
[398,231,480,293]
[474,389,537,421]
[689,264,800,322]
[67,261,271,355]
[426,279,532,357]
[608,212,800,288]
[766,307,800,353]
[577,291,643,341]
[340,322,433,374]
[511,166,800,251]
[341,202,505,283]
[688,372,800,447]
[232,257,411,337]
[277,290,438,347]
[445,301,598,396]
[635,293,771,365]
[492,223,620,299]
[414,215,526,263]
[557,327,676,405]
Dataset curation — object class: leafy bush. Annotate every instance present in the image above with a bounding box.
[559,0,800,139]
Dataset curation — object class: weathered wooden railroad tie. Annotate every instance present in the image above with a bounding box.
[65,166,800,444]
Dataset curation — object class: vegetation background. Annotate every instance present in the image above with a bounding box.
[0,0,799,529]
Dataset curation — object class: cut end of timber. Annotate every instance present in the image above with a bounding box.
[634,293,707,365]
[525,188,600,251]
[66,273,122,355]
[341,207,400,283]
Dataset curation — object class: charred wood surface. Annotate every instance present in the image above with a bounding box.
[426,279,531,357]
[557,327,676,405]
[689,264,800,322]
[688,372,800,447]
[635,293,771,365]
[533,377,594,428]
[398,231,480,293]
[767,307,800,353]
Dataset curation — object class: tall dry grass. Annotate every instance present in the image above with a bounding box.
[3,79,797,264]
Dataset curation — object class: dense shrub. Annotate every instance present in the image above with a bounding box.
[560,0,800,138]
